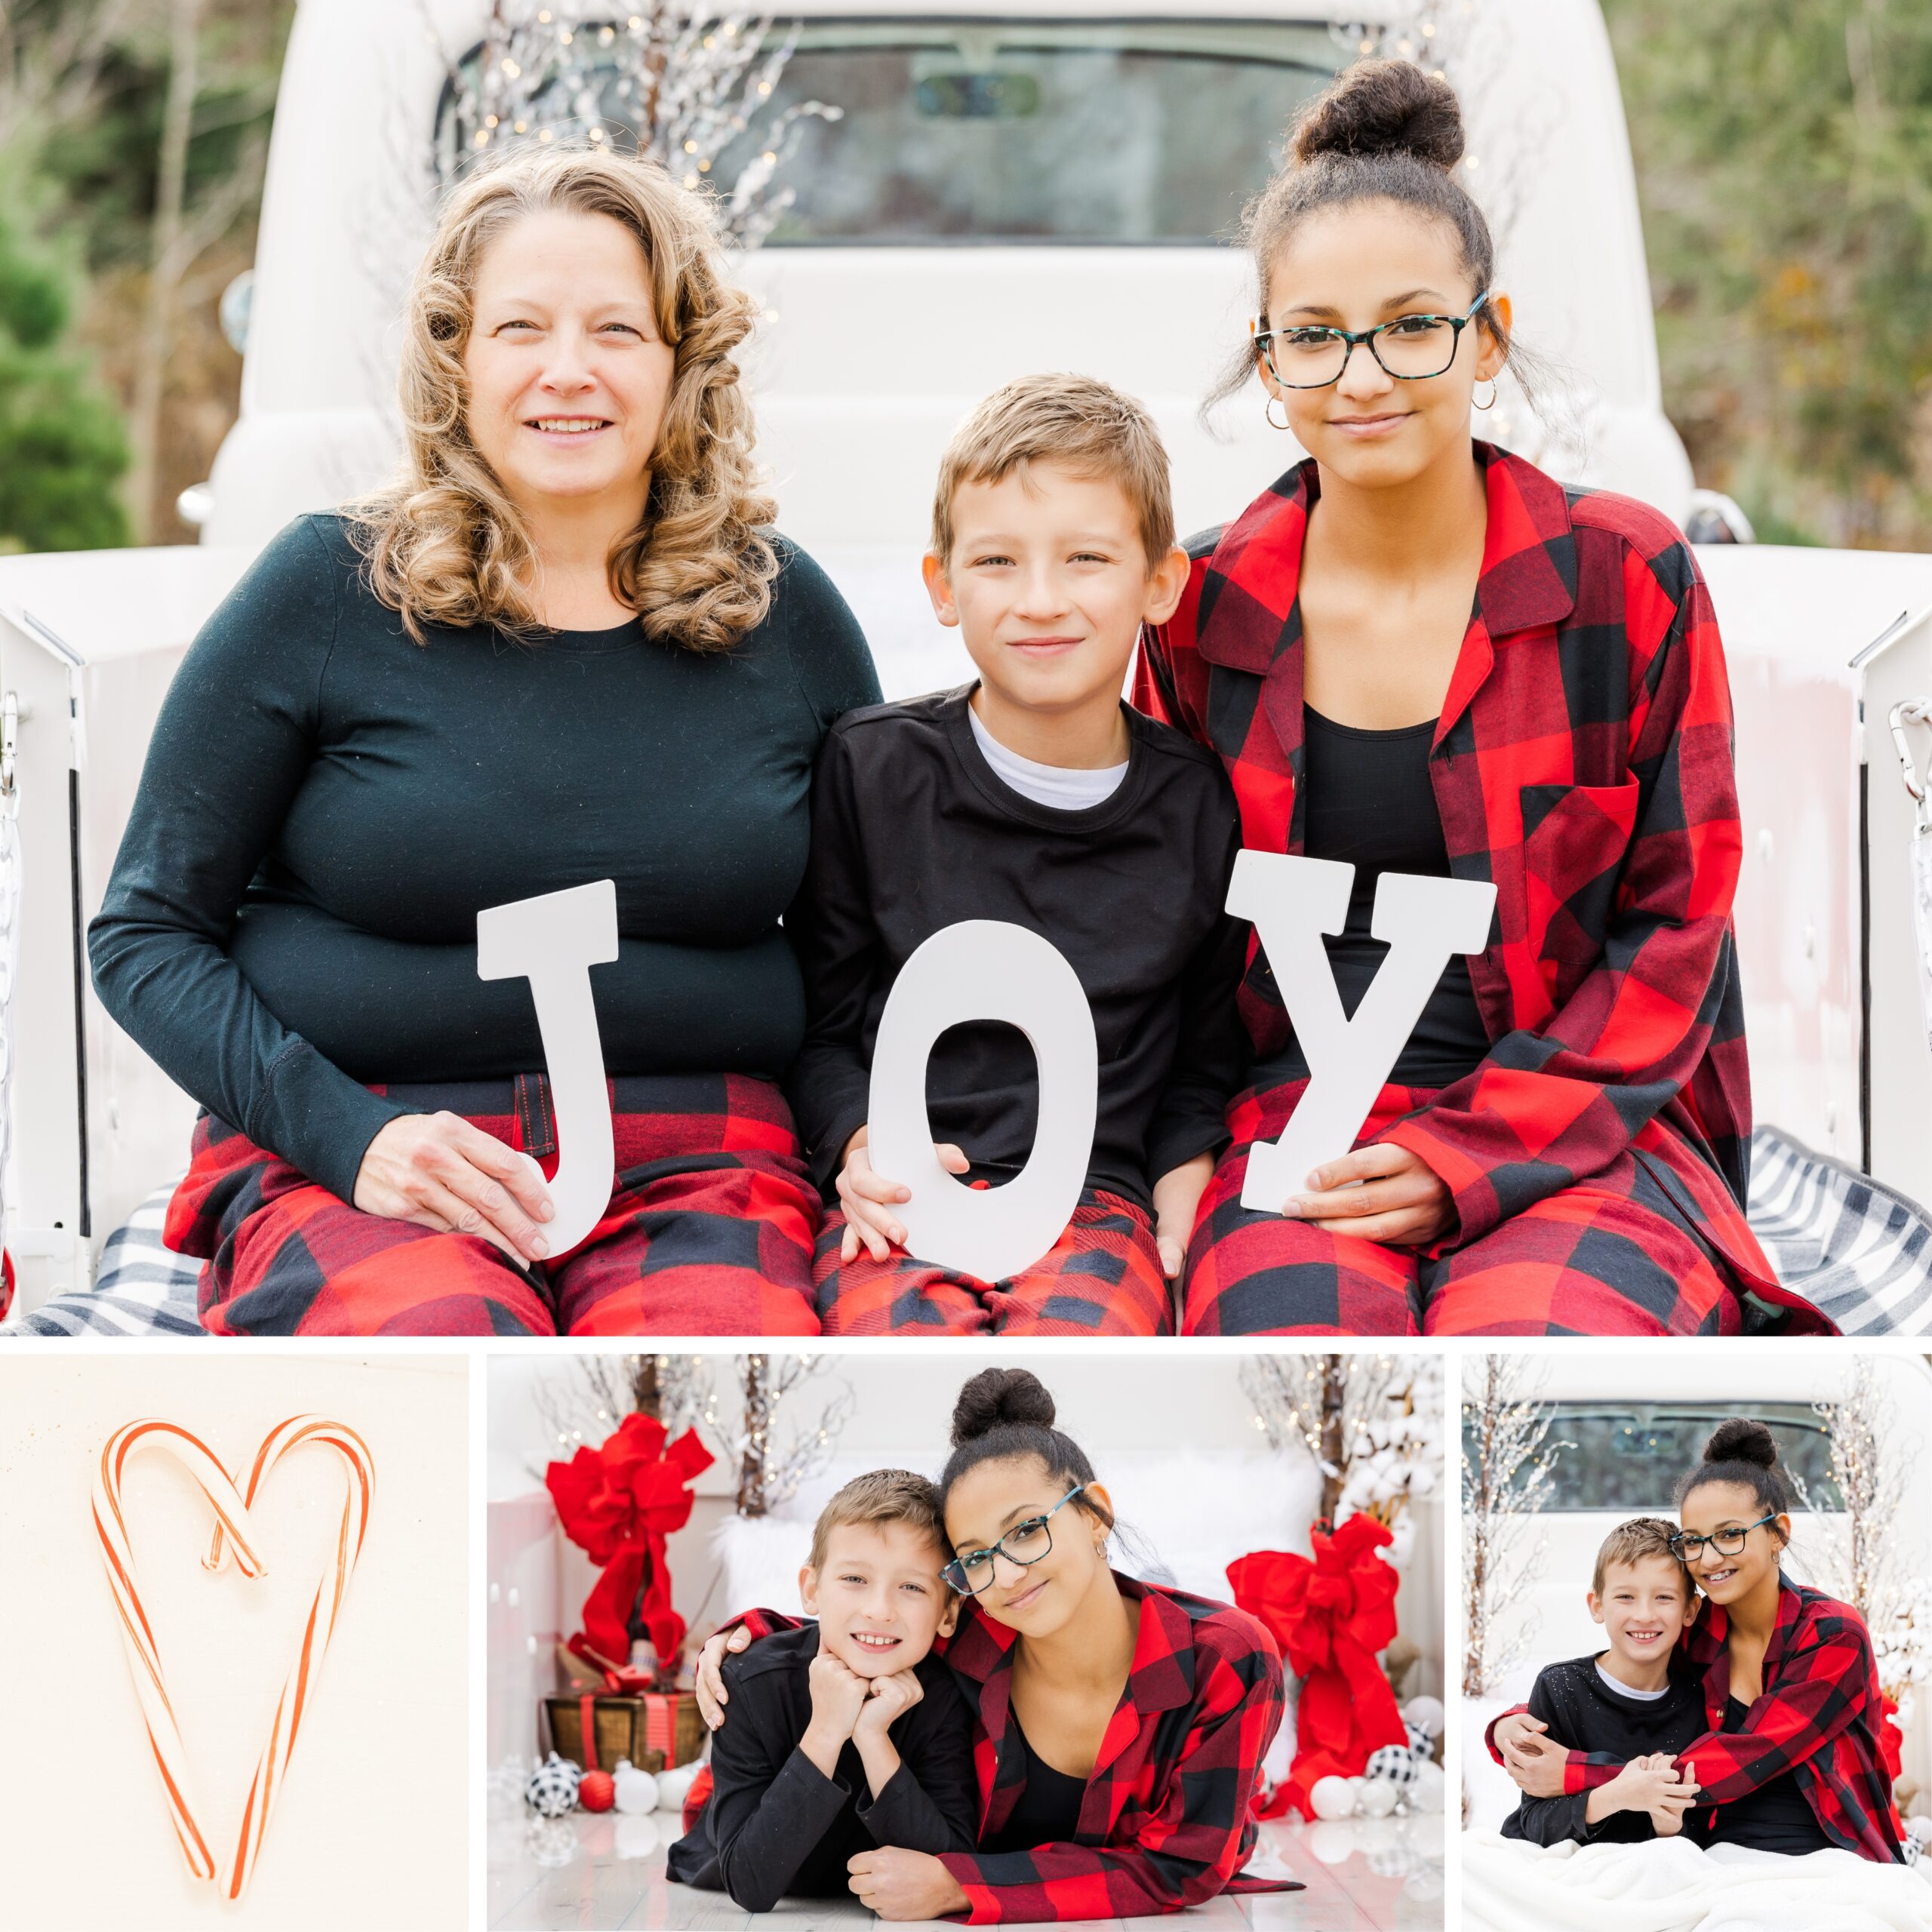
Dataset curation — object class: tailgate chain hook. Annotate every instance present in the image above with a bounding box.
[1890,697,1932,833]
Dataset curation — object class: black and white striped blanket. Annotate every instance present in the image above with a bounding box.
[7,1128,1931,1337]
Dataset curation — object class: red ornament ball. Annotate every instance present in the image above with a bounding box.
[578,1770,615,1814]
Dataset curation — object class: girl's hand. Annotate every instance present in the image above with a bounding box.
[695,1624,755,1729]
[353,1112,555,1264]
[1152,1151,1216,1279]
[837,1127,969,1264]
[1282,1142,1453,1246]
[848,1847,969,1921]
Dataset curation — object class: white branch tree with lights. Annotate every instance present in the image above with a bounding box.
[1242,1353,1444,1568]
[529,1351,852,1516]
[429,0,841,247]
[1810,1361,1932,1746]
[1460,1353,1562,1700]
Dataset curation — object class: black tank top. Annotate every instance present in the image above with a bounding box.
[1266,706,1491,1091]
[981,1715,1088,1854]
[1698,1698,1835,1854]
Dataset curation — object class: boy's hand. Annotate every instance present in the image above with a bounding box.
[848,1848,970,1921]
[836,1127,970,1264]
[854,1668,924,1743]
[801,1648,872,1774]
[1152,1152,1215,1280]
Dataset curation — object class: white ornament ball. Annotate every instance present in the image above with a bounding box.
[654,1761,703,1814]
[1366,1744,1420,1786]
[1411,1761,1447,1813]
[612,1758,659,1816]
[1309,1774,1355,1821]
[1909,1814,1932,1846]
[1402,1695,1445,1739]
[1357,1779,1399,1817]
[525,1752,581,1818]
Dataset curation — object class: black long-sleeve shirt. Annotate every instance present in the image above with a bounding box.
[785,686,1249,1211]
[1502,1654,1705,1847]
[666,1623,978,1911]
[88,514,880,1203]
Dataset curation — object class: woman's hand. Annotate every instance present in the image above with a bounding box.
[1152,1152,1216,1280]
[837,1127,969,1264]
[694,1623,754,1729]
[1282,1142,1453,1246]
[847,1847,969,1921]
[352,1112,554,1264]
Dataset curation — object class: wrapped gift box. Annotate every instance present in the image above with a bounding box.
[544,1690,705,1773]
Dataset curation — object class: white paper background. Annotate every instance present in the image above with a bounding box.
[0,1352,469,1931]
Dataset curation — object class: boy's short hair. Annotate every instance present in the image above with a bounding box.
[1592,1516,1692,1597]
[931,373,1176,571]
[808,1468,946,1573]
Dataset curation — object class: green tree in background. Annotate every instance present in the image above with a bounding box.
[0,205,127,550]
[1604,0,1932,550]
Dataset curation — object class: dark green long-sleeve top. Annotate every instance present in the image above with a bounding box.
[88,513,881,1204]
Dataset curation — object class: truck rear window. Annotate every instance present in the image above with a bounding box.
[440,17,1346,245]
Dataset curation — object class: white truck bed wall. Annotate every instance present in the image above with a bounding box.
[0,547,250,1305]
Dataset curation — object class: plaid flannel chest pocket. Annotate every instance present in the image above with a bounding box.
[1519,780,1641,995]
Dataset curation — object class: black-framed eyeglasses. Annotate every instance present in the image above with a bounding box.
[943,1484,1086,1596]
[1254,291,1491,389]
[1670,1513,1780,1561]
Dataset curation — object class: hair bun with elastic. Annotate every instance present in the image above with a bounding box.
[1291,58,1465,171]
[1703,1417,1778,1469]
[950,1367,1057,1446]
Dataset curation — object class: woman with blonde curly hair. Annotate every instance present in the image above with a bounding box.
[90,146,878,1337]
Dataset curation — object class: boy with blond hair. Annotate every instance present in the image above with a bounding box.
[786,374,1247,1334]
[1502,1516,1706,1845]
[666,1469,977,1911]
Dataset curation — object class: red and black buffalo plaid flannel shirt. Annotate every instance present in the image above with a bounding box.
[1133,443,1818,1325]
[1486,1574,1904,1864]
[725,1574,1287,1922]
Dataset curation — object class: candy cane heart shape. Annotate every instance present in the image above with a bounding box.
[93,1416,376,1902]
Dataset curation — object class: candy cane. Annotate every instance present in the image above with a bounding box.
[93,1420,263,1884]
[93,1416,376,1902]
[211,1416,375,1902]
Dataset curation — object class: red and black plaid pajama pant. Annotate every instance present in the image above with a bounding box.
[813,1188,1173,1335]
[1180,1081,1746,1338]
[165,1074,822,1337]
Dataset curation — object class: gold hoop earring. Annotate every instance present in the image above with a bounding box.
[1474,379,1498,412]
[1265,394,1291,432]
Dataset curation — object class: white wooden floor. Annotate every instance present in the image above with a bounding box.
[487,1808,1444,1931]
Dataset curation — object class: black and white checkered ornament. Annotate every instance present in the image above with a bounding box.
[525,1751,582,1818]
[1365,1743,1420,1786]
[1406,1721,1434,1759]
[1904,1835,1922,1869]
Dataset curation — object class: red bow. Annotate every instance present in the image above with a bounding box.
[546,1414,714,1672]
[1229,1514,1410,1818]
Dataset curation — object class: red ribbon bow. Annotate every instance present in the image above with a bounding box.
[1228,1513,1410,1818]
[546,1414,713,1672]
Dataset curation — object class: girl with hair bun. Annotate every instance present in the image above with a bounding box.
[1134,59,1814,1337]
[1491,1417,1907,1863]
[693,1367,1294,1921]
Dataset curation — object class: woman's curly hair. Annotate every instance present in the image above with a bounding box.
[350,143,777,650]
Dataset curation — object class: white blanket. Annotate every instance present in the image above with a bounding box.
[1463,1831,1932,1932]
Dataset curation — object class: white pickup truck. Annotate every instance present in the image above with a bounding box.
[4,0,1930,1318]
